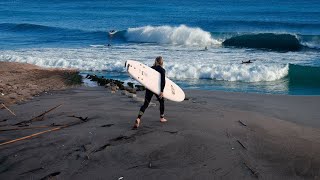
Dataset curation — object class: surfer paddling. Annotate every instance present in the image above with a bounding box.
[134,56,167,128]
[241,60,253,64]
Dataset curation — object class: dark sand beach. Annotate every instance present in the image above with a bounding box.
[1,63,320,180]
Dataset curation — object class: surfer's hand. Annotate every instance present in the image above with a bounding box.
[159,92,164,99]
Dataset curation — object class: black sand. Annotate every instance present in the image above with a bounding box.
[1,86,320,179]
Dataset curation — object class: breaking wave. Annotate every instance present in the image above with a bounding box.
[125,25,221,46]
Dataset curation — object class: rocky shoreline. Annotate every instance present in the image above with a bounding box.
[85,74,145,94]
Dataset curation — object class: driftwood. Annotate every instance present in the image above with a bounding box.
[67,115,88,121]
[0,116,90,147]
[93,143,111,153]
[1,103,16,116]
[243,162,259,178]
[0,125,62,132]
[14,104,62,126]
[40,172,61,180]
[0,126,66,146]
[237,140,247,150]
[126,162,153,170]
[0,119,8,123]
[19,167,44,175]
[101,124,114,127]
[238,120,247,126]
[163,130,178,134]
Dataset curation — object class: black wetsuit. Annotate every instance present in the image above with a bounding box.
[138,65,166,119]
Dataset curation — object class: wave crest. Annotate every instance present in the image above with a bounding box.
[125,25,221,46]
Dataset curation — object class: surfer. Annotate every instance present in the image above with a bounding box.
[241,60,253,64]
[134,56,167,128]
[109,30,116,36]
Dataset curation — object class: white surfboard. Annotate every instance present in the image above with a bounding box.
[125,60,185,102]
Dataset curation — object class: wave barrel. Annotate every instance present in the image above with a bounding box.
[222,33,302,51]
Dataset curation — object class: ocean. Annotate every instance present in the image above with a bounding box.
[1,0,320,95]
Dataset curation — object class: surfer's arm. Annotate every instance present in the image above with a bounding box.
[160,69,166,92]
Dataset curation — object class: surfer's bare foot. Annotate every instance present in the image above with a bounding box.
[133,118,140,129]
[160,118,167,123]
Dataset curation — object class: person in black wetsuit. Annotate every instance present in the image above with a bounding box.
[241,60,253,64]
[133,56,167,128]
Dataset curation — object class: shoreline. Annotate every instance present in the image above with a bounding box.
[1,62,320,179]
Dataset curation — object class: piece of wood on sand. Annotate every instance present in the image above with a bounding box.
[40,172,61,180]
[243,162,259,178]
[237,140,247,150]
[1,103,16,116]
[14,104,62,126]
[0,119,8,123]
[0,125,62,132]
[0,115,90,147]
[67,115,88,121]
[238,120,247,126]
[0,126,65,146]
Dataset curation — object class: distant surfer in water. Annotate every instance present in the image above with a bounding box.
[109,30,116,37]
[108,30,116,46]
[241,60,253,64]
[134,56,167,128]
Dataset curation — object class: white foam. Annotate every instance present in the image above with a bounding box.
[298,35,320,49]
[0,45,318,82]
[0,48,127,71]
[165,62,289,82]
[126,25,221,46]
[301,41,320,49]
[81,74,98,87]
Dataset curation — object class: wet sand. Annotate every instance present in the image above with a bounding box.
[1,64,320,179]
